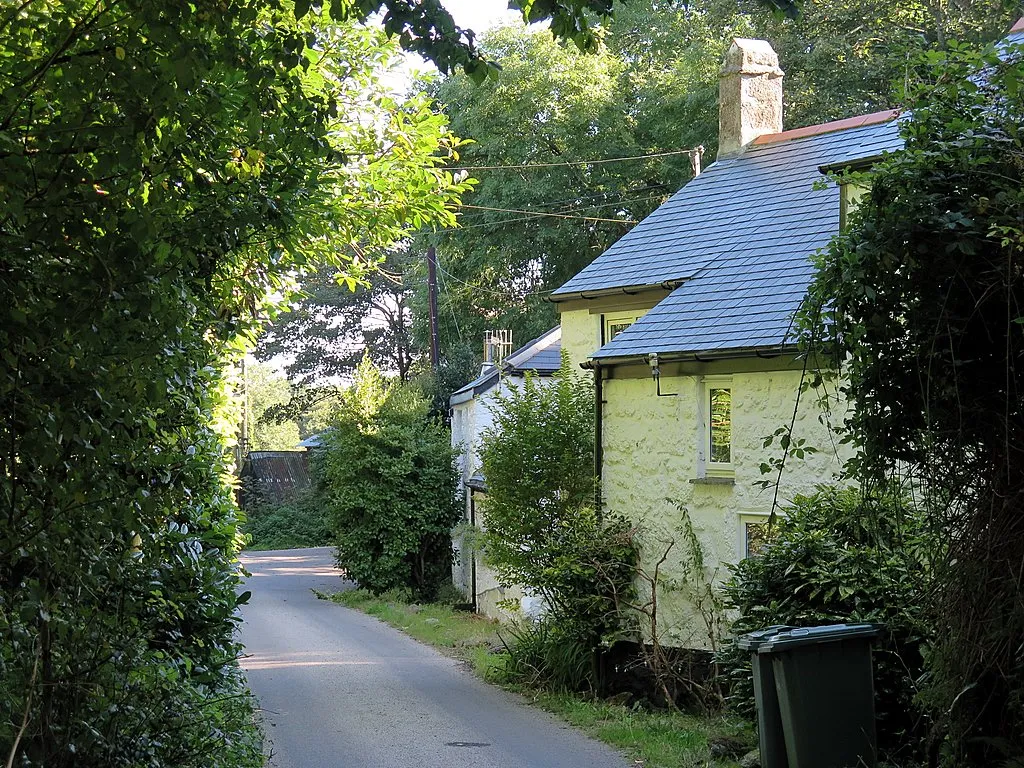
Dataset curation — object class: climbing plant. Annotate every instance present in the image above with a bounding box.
[798,38,1024,764]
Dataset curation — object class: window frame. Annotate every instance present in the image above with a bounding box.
[737,511,772,559]
[700,375,734,478]
[602,310,645,345]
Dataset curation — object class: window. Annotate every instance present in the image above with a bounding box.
[738,512,773,559]
[603,310,645,344]
[701,377,733,477]
[744,521,769,558]
[709,386,732,464]
[840,182,868,229]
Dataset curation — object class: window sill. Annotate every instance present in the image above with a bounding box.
[689,477,735,486]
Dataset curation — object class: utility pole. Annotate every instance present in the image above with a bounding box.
[427,244,440,370]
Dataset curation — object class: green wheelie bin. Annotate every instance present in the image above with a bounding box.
[736,626,792,768]
[758,623,881,768]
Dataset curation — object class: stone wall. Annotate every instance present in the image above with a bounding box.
[601,367,847,648]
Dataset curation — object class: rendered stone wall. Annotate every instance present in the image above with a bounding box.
[601,368,847,648]
[559,307,601,369]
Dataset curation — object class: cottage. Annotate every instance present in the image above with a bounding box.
[450,328,562,618]
[550,38,904,647]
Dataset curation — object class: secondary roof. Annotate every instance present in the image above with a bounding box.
[449,326,562,405]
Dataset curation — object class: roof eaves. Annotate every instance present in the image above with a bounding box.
[818,152,890,175]
[549,279,686,303]
[449,367,500,406]
[591,343,799,365]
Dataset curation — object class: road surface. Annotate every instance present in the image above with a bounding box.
[238,547,630,768]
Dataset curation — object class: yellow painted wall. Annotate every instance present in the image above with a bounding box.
[557,298,848,648]
[559,307,601,369]
[600,368,847,648]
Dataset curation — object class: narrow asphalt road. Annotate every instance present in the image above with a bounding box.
[238,547,631,768]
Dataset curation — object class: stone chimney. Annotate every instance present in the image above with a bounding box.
[718,38,784,156]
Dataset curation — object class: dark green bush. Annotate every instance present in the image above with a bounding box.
[720,487,935,758]
[244,491,332,551]
[479,362,639,692]
[317,359,462,600]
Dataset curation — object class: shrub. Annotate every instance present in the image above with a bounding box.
[244,491,332,551]
[720,486,935,758]
[479,360,638,691]
[317,358,461,600]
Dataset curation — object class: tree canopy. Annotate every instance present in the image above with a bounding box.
[410,0,1015,370]
[0,2,471,764]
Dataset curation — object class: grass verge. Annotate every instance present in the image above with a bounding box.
[327,588,754,768]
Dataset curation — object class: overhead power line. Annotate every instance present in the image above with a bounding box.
[435,192,668,233]
[446,147,703,172]
[453,183,667,221]
[458,203,638,224]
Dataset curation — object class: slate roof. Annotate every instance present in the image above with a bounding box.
[450,326,562,405]
[1002,16,1024,48]
[550,113,904,360]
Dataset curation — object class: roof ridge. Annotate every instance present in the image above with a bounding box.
[751,109,900,147]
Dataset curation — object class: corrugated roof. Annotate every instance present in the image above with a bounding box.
[449,327,562,405]
[552,117,904,359]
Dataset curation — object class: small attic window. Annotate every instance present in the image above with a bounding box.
[840,182,868,229]
[603,310,645,344]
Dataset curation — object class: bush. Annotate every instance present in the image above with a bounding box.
[317,358,461,600]
[720,487,935,758]
[244,492,332,551]
[479,360,639,692]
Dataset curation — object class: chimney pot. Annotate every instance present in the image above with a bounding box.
[718,38,784,157]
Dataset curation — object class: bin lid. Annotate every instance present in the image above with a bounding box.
[736,625,795,651]
[757,623,881,653]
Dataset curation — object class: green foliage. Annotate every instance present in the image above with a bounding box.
[245,362,302,450]
[317,358,462,599]
[417,1,1013,369]
[721,487,935,758]
[478,359,638,691]
[798,35,1024,763]
[799,36,1024,762]
[243,492,331,551]
[0,2,472,765]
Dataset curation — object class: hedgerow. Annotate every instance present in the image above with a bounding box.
[0,2,468,765]
[317,359,462,600]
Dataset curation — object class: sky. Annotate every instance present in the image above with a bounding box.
[443,0,522,38]
[384,0,526,93]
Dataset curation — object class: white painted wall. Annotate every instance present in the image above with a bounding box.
[451,371,550,620]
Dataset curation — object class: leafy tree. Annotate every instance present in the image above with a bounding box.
[317,358,461,599]
[257,249,418,385]
[245,362,302,450]
[799,38,1024,763]
[478,360,637,690]
[0,2,471,765]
